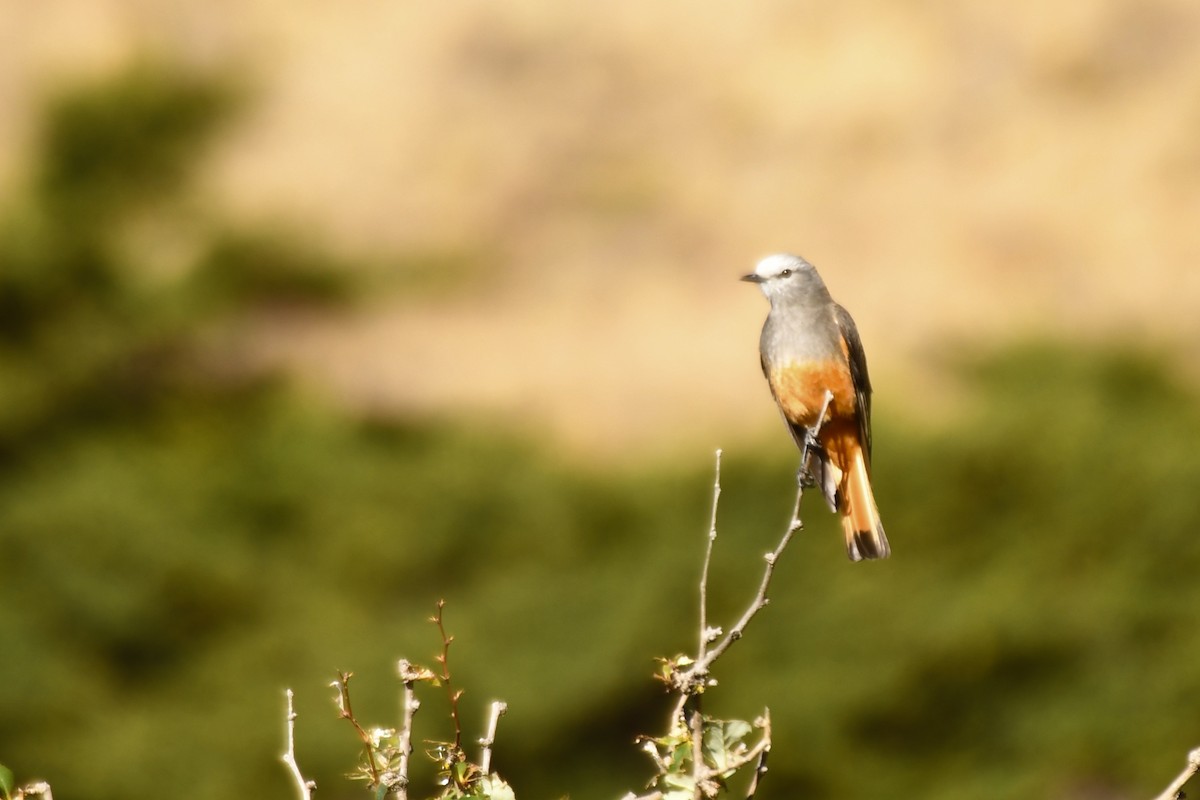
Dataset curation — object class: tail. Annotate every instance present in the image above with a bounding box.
[840,444,890,561]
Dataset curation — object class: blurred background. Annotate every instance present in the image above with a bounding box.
[1,1,1199,799]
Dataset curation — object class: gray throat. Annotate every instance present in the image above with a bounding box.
[761,297,839,365]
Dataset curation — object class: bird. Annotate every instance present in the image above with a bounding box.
[742,253,890,561]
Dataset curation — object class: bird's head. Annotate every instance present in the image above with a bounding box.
[740,253,828,305]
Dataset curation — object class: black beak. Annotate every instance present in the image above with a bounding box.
[740,273,765,283]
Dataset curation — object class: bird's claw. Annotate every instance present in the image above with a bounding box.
[802,426,824,456]
[796,426,825,488]
[796,465,817,488]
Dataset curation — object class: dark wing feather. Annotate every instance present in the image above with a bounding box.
[833,303,873,464]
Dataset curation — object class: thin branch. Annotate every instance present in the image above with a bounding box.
[697,449,723,664]
[745,747,770,799]
[693,481,801,678]
[281,689,316,800]
[690,698,707,800]
[478,700,508,775]
[743,711,771,800]
[431,599,464,748]
[655,399,830,799]
[683,706,772,800]
[395,659,425,800]
[1153,746,1200,800]
[332,672,381,785]
[689,449,724,800]
[719,736,772,786]
[710,736,772,787]
[684,392,832,684]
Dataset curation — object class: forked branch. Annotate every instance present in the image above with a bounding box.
[673,390,832,695]
[637,393,832,799]
[282,689,316,800]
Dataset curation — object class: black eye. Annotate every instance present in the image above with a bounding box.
[780,269,792,277]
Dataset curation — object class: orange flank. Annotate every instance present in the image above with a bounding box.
[767,360,889,560]
[767,360,858,428]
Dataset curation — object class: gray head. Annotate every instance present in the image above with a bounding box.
[740,253,831,307]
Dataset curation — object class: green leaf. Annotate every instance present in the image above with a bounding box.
[702,718,753,774]
[723,719,753,743]
[667,740,691,772]
[0,764,13,800]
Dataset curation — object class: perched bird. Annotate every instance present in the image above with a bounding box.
[742,253,890,561]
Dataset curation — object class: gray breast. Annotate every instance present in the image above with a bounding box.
[760,301,842,366]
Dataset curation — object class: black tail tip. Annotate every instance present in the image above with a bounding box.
[848,529,891,562]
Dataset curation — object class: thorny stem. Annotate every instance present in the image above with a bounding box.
[431,599,464,748]
[282,689,316,800]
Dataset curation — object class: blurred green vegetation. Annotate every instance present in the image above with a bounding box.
[3,64,1200,800]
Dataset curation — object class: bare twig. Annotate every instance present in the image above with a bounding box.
[1153,746,1200,800]
[743,711,772,800]
[676,391,835,690]
[395,659,426,800]
[745,748,770,799]
[479,700,509,775]
[693,480,801,678]
[678,703,772,800]
[431,599,464,748]
[689,698,708,800]
[697,449,724,663]
[689,449,724,800]
[281,689,316,800]
[655,401,828,799]
[332,672,381,785]
[719,738,772,785]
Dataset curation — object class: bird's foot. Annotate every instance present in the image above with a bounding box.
[796,427,825,488]
[804,425,824,452]
[795,465,818,488]
[800,427,825,462]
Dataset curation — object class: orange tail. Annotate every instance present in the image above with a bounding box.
[840,444,889,561]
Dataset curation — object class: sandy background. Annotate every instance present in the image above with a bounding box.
[2,0,1198,455]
